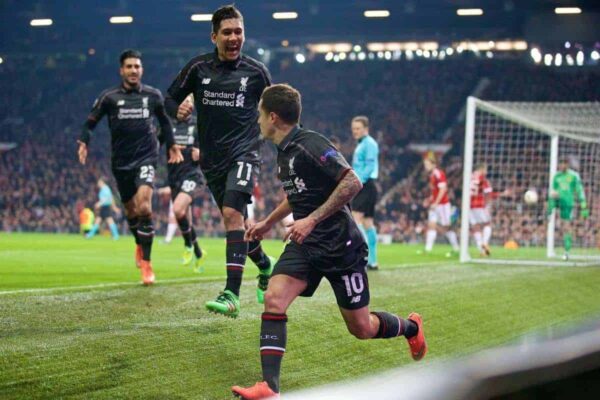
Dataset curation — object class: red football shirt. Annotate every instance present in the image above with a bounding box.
[430,168,449,205]
[470,172,492,209]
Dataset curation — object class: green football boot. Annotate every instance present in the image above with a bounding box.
[205,290,240,318]
[256,256,276,304]
[445,250,459,258]
[182,246,194,266]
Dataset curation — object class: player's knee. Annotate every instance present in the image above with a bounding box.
[222,207,243,229]
[347,321,372,340]
[136,202,152,217]
[173,206,187,221]
[263,290,287,314]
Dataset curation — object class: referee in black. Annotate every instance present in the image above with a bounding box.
[78,49,183,285]
[165,5,275,317]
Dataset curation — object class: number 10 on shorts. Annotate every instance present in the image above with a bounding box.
[341,273,365,297]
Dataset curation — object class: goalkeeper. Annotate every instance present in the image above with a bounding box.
[548,157,589,260]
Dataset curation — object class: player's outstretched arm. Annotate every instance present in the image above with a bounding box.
[286,170,362,244]
[246,199,292,241]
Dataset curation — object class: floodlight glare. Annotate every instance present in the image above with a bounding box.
[554,7,582,15]
[364,10,390,18]
[110,16,133,24]
[457,9,483,16]
[273,12,298,20]
[30,19,53,27]
[191,14,212,22]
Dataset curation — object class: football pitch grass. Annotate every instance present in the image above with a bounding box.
[2,233,600,399]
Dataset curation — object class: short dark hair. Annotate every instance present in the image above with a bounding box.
[352,115,369,128]
[119,49,142,65]
[260,84,302,125]
[212,5,243,34]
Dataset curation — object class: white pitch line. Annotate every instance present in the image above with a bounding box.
[0,261,453,296]
[386,261,455,269]
[0,276,225,296]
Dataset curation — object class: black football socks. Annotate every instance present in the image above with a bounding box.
[224,230,247,296]
[260,312,287,393]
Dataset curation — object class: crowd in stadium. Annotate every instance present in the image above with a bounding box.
[1,54,599,245]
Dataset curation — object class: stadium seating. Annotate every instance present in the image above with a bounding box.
[1,55,599,239]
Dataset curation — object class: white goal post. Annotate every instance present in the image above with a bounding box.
[460,97,600,266]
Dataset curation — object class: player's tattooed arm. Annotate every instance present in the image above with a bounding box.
[309,170,362,224]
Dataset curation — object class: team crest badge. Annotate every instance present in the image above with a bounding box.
[239,77,249,92]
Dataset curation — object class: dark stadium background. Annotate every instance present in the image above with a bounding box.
[1,0,599,237]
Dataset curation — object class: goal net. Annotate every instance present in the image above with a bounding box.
[460,97,600,266]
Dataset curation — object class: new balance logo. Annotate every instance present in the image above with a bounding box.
[350,296,362,304]
[117,100,125,106]
[237,180,248,186]
[202,78,211,84]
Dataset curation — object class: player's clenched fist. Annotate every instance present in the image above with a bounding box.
[177,96,194,122]
[245,220,272,241]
